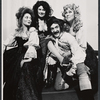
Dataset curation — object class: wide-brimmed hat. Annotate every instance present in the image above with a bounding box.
[47,16,64,29]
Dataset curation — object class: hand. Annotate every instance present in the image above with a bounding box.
[66,65,77,76]
[20,58,32,68]
[3,45,7,53]
[20,60,25,68]
[62,56,70,65]
[61,59,73,72]
[47,57,57,65]
[23,44,28,49]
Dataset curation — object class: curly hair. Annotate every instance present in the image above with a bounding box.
[15,7,34,30]
[62,3,83,33]
[32,1,53,20]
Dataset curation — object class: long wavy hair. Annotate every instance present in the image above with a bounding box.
[62,3,83,33]
[32,1,53,20]
[32,1,53,29]
[15,7,34,31]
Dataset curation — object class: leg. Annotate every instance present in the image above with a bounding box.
[54,68,69,90]
[77,63,94,100]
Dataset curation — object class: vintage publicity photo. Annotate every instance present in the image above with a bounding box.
[2,0,98,100]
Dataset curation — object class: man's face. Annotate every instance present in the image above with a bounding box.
[50,23,61,38]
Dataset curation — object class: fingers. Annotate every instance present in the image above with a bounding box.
[47,57,57,65]
[20,60,24,68]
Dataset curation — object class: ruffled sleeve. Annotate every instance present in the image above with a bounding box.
[75,27,87,51]
[3,32,17,51]
[24,27,40,59]
[61,32,86,64]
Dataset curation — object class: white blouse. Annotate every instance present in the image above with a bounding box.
[59,32,86,64]
[70,27,87,52]
[47,32,86,65]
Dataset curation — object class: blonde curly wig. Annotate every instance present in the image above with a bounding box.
[62,3,83,33]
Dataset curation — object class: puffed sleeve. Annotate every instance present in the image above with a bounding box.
[3,32,17,51]
[62,33,86,64]
[24,27,40,59]
[76,27,87,51]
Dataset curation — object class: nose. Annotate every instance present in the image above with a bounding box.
[65,12,69,16]
[40,9,44,13]
[67,13,69,17]
[53,28,57,32]
[28,18,31,22]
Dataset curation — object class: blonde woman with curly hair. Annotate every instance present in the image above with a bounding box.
[62,3,85,51]
[61,3,98,100]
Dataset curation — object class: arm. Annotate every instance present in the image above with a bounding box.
[24,27,40,59]
[64,33,86,64]
[76,27,87,51]
[3,32,17,52]
[21,27,40,67]
[20,58,32,67]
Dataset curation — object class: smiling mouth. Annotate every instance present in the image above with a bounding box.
[54,31,60,34]
[54,33,58,35]
[27,22,31,24]
[40,13,44,15]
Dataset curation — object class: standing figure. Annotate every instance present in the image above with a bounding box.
[32,1,55,87]
[3,7,41,100]
[46,16,95,100]
[62,3,98,94]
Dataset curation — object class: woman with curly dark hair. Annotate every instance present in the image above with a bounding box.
[32,1,53,57]
[3,7,42,100]
[32,1,56,87]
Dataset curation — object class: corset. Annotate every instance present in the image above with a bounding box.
[15,37,28,47]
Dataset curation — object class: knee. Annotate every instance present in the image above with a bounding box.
[77,63,88,76]
[54,82,69,90]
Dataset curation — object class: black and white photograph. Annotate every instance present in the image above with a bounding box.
[2,0,98,100]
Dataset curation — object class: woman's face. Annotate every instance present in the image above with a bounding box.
[64,8,75,22]
[37,6,46,18]
[22,13,32,26]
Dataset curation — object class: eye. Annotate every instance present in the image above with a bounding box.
[42,9,45,11]
[55,26,59,28]
[69,11,72,13]
[65,12,67,14]
[51,28,54,30]
[38,8,41,10]
[25,16,28,19]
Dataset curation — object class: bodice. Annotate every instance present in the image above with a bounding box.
[15,37,28,47]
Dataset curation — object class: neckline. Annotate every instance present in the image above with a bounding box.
[16,36,28,40]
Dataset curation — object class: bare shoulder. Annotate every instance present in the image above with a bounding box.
[29,27,37,32]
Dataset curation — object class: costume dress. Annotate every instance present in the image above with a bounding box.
[32,19,51,89]
[3,27,42,100]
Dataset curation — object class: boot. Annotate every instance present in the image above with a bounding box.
[80,89,94,100]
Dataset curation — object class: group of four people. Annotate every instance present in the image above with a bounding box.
[3,1,98,100]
